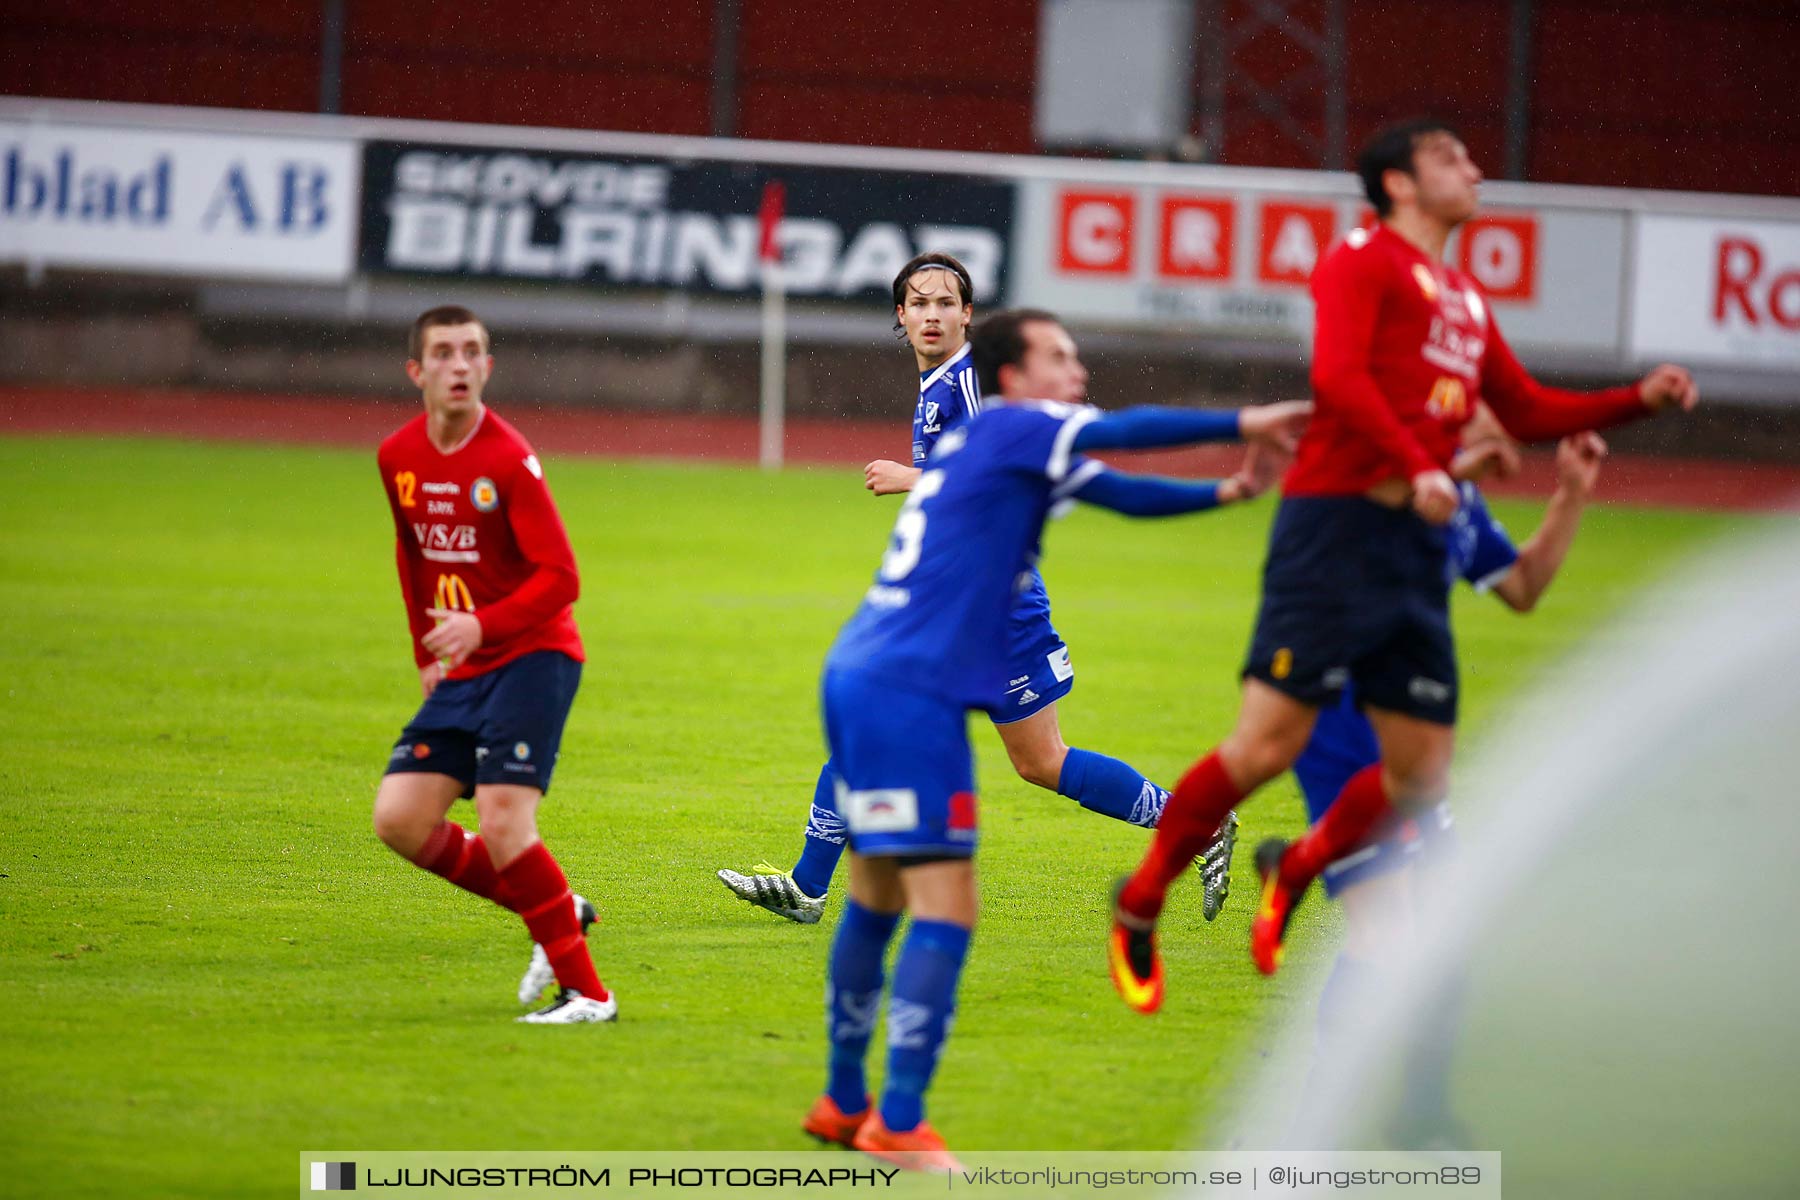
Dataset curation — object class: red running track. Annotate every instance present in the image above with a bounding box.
[4,384,1798,513]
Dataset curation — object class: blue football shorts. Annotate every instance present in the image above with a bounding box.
[821,665,978,859]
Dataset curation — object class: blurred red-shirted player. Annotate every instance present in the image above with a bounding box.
[372,305,613,1024]
[1107,120,1699,1012]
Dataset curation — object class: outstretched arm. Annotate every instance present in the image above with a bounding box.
[1492,433,1606,612]
[1066,468,1225,516]
[1062,439,1287,517]
[1071,400,1311,454]
[1483,317,1697,443]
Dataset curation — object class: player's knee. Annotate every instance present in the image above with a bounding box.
[1382,765,1450,813]
[474,787,540,843]
[1010,750,1062,790]
[371,797,428,857]
[1219,734,1298,792]
[1003,736,1067,790]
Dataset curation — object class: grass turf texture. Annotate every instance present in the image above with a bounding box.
[0,436,1757,1193]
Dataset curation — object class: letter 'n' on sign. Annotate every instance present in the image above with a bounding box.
[1158,196,1235,281]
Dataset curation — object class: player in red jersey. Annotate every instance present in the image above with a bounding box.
[371,305,614,1024]
[1107,119,1699,1012]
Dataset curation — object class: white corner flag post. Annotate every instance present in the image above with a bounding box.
[757,179,787,471]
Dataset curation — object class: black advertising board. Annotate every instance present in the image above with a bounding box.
[358,140,1013,302]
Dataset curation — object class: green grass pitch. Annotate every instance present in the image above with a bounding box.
[0,435,1756,1195]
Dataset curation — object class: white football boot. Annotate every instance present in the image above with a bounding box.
[716,863,825,924]
[516,987,618,1024]
[517,893,597,1005]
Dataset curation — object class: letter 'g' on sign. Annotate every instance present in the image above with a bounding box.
[1057,191,1135,275]
[1457,214,1538,302]
[1158,196,1235,280]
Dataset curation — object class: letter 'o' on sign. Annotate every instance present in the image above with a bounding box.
[1158,197,1235,281]
[1457,214,1538,302]
[1057,191,1136,275]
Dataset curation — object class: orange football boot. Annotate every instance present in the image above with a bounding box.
[1249,838,1310,976]
[1108,878,1165,1015]
[802,1094,869,1148]
[852,1112,963,1174]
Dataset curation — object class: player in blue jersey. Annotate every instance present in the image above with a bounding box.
[720,255,1249,926]
[1291,413,1608,1148]
[801,307,1310,1169]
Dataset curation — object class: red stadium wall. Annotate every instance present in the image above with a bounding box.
[340,0,714,134]
[1,1,323,113]
[733,0,1038,152]
[1209,0,1800,197]
[2,1,1795,195]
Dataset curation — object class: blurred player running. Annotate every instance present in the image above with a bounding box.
[1293,414,1606,1146]
[804,308,1308,1169]
[371,306,613,1024]
[720,257,1247,926]
[1108,118,1698,1014]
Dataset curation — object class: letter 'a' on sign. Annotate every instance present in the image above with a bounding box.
[1158,196,1235,281]
[1257,202,1336,285]
[1056,190,1136,275]
[1457,213,1538,302]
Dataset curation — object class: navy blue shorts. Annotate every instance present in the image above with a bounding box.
[384,650,582,797]
[821,666,977,859]
[1244,496,1458,726]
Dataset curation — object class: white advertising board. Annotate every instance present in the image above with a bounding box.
[0,119,358,282]
[1631,214,1800,370]
[1008,177,1629,358]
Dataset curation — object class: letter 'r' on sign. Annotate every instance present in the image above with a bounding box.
[1457,214,1538,302]
[1158,197,1235,280]
[1056,191,1135,275]
[1257,202,1336,285]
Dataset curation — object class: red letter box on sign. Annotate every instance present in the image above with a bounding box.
[1458,214,1538,302]
[1258,202,1336,285]
[1158,196,1235,281]
[1057,191,1136,276]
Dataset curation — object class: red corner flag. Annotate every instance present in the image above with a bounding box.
[757,180,785,264]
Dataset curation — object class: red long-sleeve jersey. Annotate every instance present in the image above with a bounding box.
[377,407,583,679]
[1286,222,1645,496]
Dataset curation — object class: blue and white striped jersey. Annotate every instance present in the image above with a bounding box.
[912,342,983,467]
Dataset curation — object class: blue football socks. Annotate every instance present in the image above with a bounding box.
[879,918,972,1133]
[825,900,901,1115]
[791,761,848,899]
[1057,747,1169,828]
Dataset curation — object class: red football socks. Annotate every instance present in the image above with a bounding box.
[413,821,519,911]
[499,841,609,1001]
[1282,764,1394,886]
[1119,751,1243,921]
